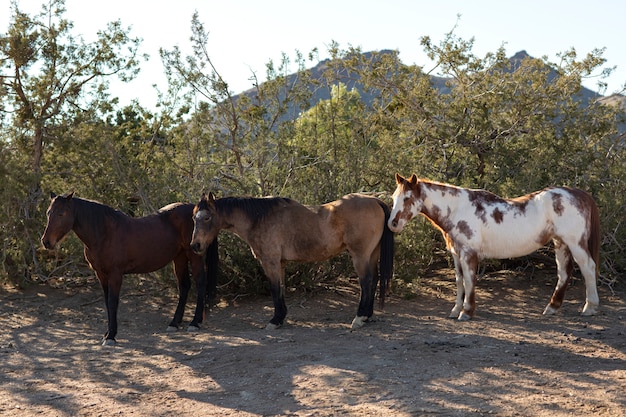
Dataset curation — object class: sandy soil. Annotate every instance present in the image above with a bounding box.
[1,268,625,416]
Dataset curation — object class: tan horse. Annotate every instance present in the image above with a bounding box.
[190,192,394,329]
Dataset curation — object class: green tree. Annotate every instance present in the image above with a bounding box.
[159,12,315,197]
[333,34,625,284]
[0,0,145,281]
[284,83,381,203]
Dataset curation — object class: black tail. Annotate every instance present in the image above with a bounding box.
[204,236,219,306]
[377,200,395,309]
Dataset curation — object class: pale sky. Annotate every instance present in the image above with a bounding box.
[2,0,625,110]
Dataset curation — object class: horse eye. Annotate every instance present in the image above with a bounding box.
[403,197,410,203]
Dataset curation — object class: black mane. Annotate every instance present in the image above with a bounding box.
[72,197,129,235]
[216,196,293,226]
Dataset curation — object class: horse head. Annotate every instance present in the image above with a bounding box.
[388,173,423,233]
[41,191,76,250]
[191,192,219,255]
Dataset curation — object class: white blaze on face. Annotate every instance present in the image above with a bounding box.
[388,187,416,233]
[191,210,209,251]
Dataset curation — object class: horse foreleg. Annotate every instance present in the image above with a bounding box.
[98,272,122,346]
[449,253,465,319]
[168,255,192,331]
[264,261,287,329]
[188,255,208,332]
[457,251,478,321]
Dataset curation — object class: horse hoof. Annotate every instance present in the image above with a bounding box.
[166,325,179,332]
[187,325,201,333]
[581,305,598,316]
[543,305,558,315]
[102,339,116,347]
[457,311,472,321]
[265,322,282,330]
[350,316,368,329]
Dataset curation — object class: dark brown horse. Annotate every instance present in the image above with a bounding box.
[190,192,394,329]
[41,192,218,346]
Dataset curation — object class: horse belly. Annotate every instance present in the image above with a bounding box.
[282,237,344,263]
[118,233,181,274]
[478,224,547,260]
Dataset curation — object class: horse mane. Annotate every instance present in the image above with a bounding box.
[72,197,130,236]
[216,196,293,226]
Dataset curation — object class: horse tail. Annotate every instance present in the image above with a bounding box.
[204,236,219,306]
[377,200,395,309]
[587,194,601,278]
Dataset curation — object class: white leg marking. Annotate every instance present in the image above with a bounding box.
[187,324,201,332]
[350,315,368,329]
[581,302,598,316]
[569,245,600,316]
[460,254,476,319]
[102,339,116,347]
[543,305,558,315]
[265,322,282,330]
[166,325,178,332]
[451,254,464,318]
[457,311,472,321]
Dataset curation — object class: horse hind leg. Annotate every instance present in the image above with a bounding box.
[264,261,288,330]
[350,256,376,330]
[543,240,573,316]
[569,243,600,316]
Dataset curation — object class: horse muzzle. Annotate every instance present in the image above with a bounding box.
[387,217,404,233]
[41,238,56,250]
[190,241,204,255]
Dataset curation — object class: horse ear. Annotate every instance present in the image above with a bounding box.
[67,191,75,199]
[409,174,418,184]
[395,173,404,184]
[208,192,216,202]
[50,192,57,199]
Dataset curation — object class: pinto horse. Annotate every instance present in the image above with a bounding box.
[41,192,218,346]
[388,173,600,320]
[190,192,394,329]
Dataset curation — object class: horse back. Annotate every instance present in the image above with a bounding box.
[252,194,386,262]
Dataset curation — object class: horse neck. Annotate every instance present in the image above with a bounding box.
[418,181,463,230]
[215,200,254,241]
[72,198,124,248]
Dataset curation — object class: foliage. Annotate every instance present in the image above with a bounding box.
[1,4,624,295]
[335,32,626,286]
[0,0,145,282]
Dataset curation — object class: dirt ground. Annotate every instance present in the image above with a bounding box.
[1,267,625,417]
